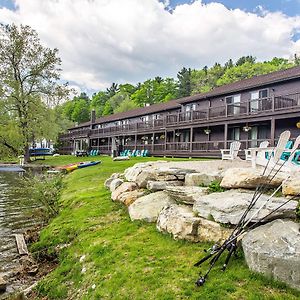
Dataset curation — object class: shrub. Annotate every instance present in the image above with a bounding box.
[19,173,63,224]
[207,180,225,193]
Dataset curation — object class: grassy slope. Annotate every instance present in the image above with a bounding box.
[31,155,300,300]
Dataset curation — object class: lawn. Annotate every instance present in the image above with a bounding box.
[31,155,300,300]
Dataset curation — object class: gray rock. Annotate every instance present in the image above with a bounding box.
[242,219,300,290]
[193,190,297,225]
[109,178,124,192]
[282,174,300,196]
[147,180,183,192]
[0,276,6,292]
[220,168,285,189]
[128,191,175,222]
[111,182,138,201]
[185,172,222,186]
[157,204,231,243]
[166,186,208,205]
[104,173,120,189]
[117,189,148,206]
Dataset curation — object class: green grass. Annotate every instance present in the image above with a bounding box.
[31,155,300,300]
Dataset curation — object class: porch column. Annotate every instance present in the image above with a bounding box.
[164,130,167,153]
[271,118,275,146]
[190,127,193,153]
[108,137,110,153]
[224,123,228,149]
[134,134,137,150]
[152,132,155,153]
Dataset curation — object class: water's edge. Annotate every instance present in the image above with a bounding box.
[0,172,41,298]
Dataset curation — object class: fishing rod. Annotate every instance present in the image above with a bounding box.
[194,136,300,286]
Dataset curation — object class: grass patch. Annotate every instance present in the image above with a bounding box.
[207,180,225,193]
[31,155,300,299]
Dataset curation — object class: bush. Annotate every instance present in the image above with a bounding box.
[207,180,225,193]
[20,173,63,223]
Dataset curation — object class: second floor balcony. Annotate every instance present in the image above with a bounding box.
[60,92,300,140]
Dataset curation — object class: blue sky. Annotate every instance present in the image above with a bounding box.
[170,0,300,16]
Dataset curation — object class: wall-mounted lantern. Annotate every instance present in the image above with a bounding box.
[243,125,252,132]
[296,121,300,129]
[204,128,211,135]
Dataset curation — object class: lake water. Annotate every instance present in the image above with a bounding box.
[0,171,40,297]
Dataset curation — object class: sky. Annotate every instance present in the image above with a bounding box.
[0,0,300,95]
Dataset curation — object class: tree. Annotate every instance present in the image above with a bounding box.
[177,67,192,97]
[0,24,69,161]
[106,82,119,98]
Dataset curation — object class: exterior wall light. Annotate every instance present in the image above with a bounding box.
[175,132,181,137]
[243,125,252,132]
[204,129,211,135]
[296,122,300,129]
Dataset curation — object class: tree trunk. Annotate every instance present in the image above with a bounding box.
[23,143,30,163]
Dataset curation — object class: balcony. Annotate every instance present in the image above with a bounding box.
[63,92,300,140]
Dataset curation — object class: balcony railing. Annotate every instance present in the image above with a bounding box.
[61,92,300,140]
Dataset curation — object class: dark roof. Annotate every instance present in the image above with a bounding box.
[69,99,181,129]
[180,65,300,104]
[70,65,300,129]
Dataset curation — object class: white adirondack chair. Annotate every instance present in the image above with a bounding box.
[250,130,299,172]
[244,141,269,161]
[220,141,241,160]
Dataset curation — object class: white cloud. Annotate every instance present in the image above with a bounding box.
[0,0,300,92]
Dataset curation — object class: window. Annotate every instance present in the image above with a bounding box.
[250,89,269,112]
[141,115,149,122]
[226,94,241,115]
[230,127,240,141]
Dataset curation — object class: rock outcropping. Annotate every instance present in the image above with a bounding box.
[193,190,297,225]
[128,191,175,222]
[242,219,300,290]
[157,204,230,242]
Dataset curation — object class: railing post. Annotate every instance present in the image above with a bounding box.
[190,127,193,153]
[271,95,275,111]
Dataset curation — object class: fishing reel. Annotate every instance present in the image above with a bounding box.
[195,276,206,287]
[204,243,220,253]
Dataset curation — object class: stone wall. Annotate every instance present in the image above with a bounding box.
[104,160,300,290]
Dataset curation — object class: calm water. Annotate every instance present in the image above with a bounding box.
[0,171,40,297]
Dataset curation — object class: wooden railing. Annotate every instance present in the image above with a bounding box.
[61,92,300,140]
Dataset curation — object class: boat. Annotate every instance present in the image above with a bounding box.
[77,161,101,169]
[56,162,82,172]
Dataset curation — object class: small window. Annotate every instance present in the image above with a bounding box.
[259,89,268,98]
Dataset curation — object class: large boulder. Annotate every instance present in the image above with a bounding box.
[242,219,300,290]
[117,189,148,206]
[109,178,124,192]
[128,191,174,222]
[147,180,183,192]
[104,173,120,189]
[282,174,300,196]
[185,172,222,186]
[220,168,285,189]
[157,204,231,243]
[166,186,208,205]
[136,167,197,188]
[124,161,167,182]
[111,182,138,201]
[193,190,297,225]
